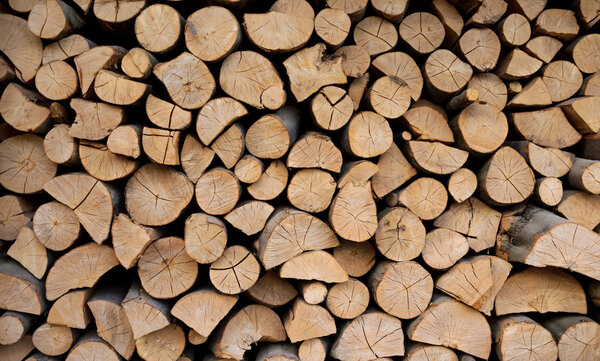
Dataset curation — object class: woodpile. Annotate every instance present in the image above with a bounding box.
[3,0,600,360]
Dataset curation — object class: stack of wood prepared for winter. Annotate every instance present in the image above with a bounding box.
[2,0,600,360]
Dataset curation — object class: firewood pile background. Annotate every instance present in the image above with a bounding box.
[1,0,600,360]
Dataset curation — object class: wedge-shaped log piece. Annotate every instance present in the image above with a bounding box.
[405,344,457,361]
[434,198,501,252]
[407,295,491,359]
[248,160,289,201]
[542,61,583,103]
[246,106,299,159]
[507,77,552,109]
[508,141,574,178]
[135,323,185,361]
[330,181,377,242]
[422,228,469,270]
[447,168,477,203]
[45,243,118,301]
[559,96,600,134]
[125,164,194,226]
[211,123,245,168]
[496,49,542,80]
[172,289,237,338]
[451,102,508,154]
[0,83,50,132]
[247,271,298,307]
[372,52,423,101]
[48,289,93,329]
[511,108,581,149]
[280,250,349,283]
[375,207,425,262]
[333,239,376,277]
[372,142,416,198]
[284,299,336,342]
[495,267,587,315]
[331,311,405,360]
[44,173,116,243]
[211,304,286,360]
[259,207,338,269]
[283,43,347,102]
[524,35,562,64]
[197,97,247,145]
[122,282,171,340]
[436,255,511,315]
[557,191,600,230]
[121,47,156,80]
[32,323,76,356]
[535,9,579,41]
[87,287,135,359]
[492,315,557,361]
[542,315,600,361]
[181,135,215,183]
[112,213,162,269]
[146,94,191,131]
[79,140,138,181]
[74,46,125,97]
[154,52,215,110]
[210,245,260,294]
[405,141,468,175]
[370,261,433,319]
[0,134,57,194]
[0,14,42,83]
[138,237,198,299]
[0,257,45,315]
[107,124,141,158]
[225,201,274,235]
[338,160,379,189]
[287,132,342,172]
[185,6,241,62]
[142,127,181,166]
[497,206,600,280]
[220,51,286,110]
[8,226,48,279]
[401,100,453,143]
[69,98,124,140]
[326,279,369,319]
[66,333,120,361]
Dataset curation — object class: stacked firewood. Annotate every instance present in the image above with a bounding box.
[2,0,600,360]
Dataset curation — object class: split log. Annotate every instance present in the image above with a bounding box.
[257,344,299,361]
[389,177,448,220]
[568,157,600,194]
[73,46,125,98]
[246,107,299,159]
[575,0,600,28]
[188,330,207,346]
[287,169,336,213]
[125,164,194,226]
[542,61,583,102]
[372,142,416,198]
[424,49,473,100]
[535,177,563,207]
[122,282,171,339]
[234,155,263,184]
[195,168,241,215]
[467,0,508,26]
[112,213,162,269]
[225,201,274,235]
[399,12,445,54]
[0,83,50,133]
[121,48,157,80]
[107,125,141,159]
[65,333,121,361]
[0,14,43,83]
[314,8,351,47]
[47,289,93,329]
[209,245,260,294]
[325,279,369,319]
[43,34,95,64]
[287,132,342,172]
[0,311,32,345]
[375,207,426,261]
[524,35,562,64]
[0,334,34,361]
[310,86,353,131]
[401,100,453,143]
[370,260,433,319]
[367,75,411,119]
[135,323,185,361]
[45,243,118,301]
[353,16,397,56]
[298,338,328,361]
[279,250,348,283]
[0,134,57,194]
[496,48,543,80]
[506,77,552,108]
[468,73,508,110]
[32,323,77,356]
[497,205,600,280]
[283,298,336,342]
[34,61,78,100]
[211,123,245,168]
[135,4,183,54]
[44,124,79,165]
[146,94,191,131]
[326,0,368,22]
[333,239,375,278]
[33,201,79,251]
[334,46,370,78]
[300,281,328,304]
[451,102,508,154]
[422,228,469,270]
[341,111,392,158]
[431,0,463,46]
[69,98,124,140]
[542,315,600,361]
[185,6,241,62]
[559,96,600,134]
[247,271,298,307]
[247,160,289,201]
[492,316,557,361]
[495,266,587,315]
[557,191,600,229]
[79,140,138,181]
[405,344,457,361]
[372,51,423,101]
[0,195,34,241]
[497,13,530,47]
[407,295,492,359]
[0,257,46,315]
[196,97,247,145]
[510,107,582,148]
[447,168,477,203]
[535,9,580,41]
[568,34,600,74]
[330,181,378,242]
[331,311,405,360]
[93,0,146,29]
[184,213,227,264]
[94,69,150,106]
[171,289,237,338]
[7,226,49,279]
[337,160,379,189]
[181,135,215,183]
[405,141,469,175]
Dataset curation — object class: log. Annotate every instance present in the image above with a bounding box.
[299,281,327,304]
[65,333,121,361]
[510,107,582,148]
[184,213,227,265]
[211,123,245,168]
[372,51,423,101]
[298,338,328,361]
[314,8,351,47]
[195,168,241,215]
[7,226,49,279]
[524,35,562,63]
[135,323,185,361]
[375,207,426,261]
[257,344,299,361]
[287,169,336,213]
[559,96,600,134]
[107,125,141,159]
[225,201,274,235]
[0,83,50,133]
[405,344,458,361]
[542,61,583,102]
[372,142,416,198]
[451,102,508,154]
[325,279,369,319]
[535,9,580,41]
[506,76,552,108]
[47,289,93,329]
[431,0,463,46]
[535,177,563,207]
[279,250,348,283]
[496,48,543,80]
[171,289,237,339]
[492,315,557,361]
[73,46,125,98]
[576,0,600,28]
[283,298,336,342]
[568,34,600,74]
[94,69,150,106]
[568,157,600,194]
[43,34,95,65]
[0,257,45,315]
[246,106,299,159]
[209,245,260,294]
[121,282,171,339]
[353,16,397,56]
[80,140,138,181]
[310,86,353,131]
[405,140,469,175]
[34,61,78,100]
[422,228,469,270]
[0,14,43,83]
[341,111,392,158]
[0,195,34,241]
[468,73,508,110]
[112,213,162,269]
[93,0,146,29]
[32,323,77,356]
[135,4,183,54]
[44,124,79,165]
[399,12,445,54]
[0,311,32,345]
[234,155,264,184]
[542,315,600,361]
[367,75,411,119]
[401,100,453,143]
[196,97,247,145]
[326,0,368,22]
[497,13,530,47]
[185,6,241,62]
[337,160,379,189]
[447,168,477,203]
[424,49,473,100]
[287,132,342,172]
[181,134,215,183]
[332,239,375,278]
[121,48,157,80]
[389,177,448,220]
[146,94,191,131]
[33,201,79,251]
[467,0,508,26]
[446,87,479,113]
[247,160,289,201]
[329,181,377,242]
[69,98,124,140]
[557,191,600,229]
[334,45,371,78]
[247,271,298,307]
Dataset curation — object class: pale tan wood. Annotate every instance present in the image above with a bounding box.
[497,205,600,280]
[26,352,62,361]
[112,213,162,269]
[496,48,543,80]
[331,311,405,360]
[93,0,146,27]
[497,13,530,47]
[0,312,31,345]
[300,281,328,304]
[341,111,392,158]
[146,94,191,131]
[567,34,600,74]
[79,140,138,181]
[446,87,479,113]
[568,157,600,194]
[372,142,416,198]
[211,123,245,168]
[195,168,241,215]
[248,160,289,201]
[467,0,507,26]
[314,8,350,47]
[557,191,600,229]
[507,76,552,108]
[0,83,51,133]
[535,177,563,207]
[125,164,193,226]
[211,304,286,360]
[257,344,300,361]
[185,6,241,62]
[154,52,215,110]
[354,16,397,56]
[246,107,299,159]
[542,61,583,102]
[7,226,48,279]
[508,141,574,177]
[287,169,336,213]
[434,197,502,252]
[188,329,207,345]
[0,334,34,361]
[326,0,367,22]
[407,295,491,359]
[347,73,369,111]
[370,260,433,319]
[375,207,425,261]
[405,140,469,175]
[172,289,237,338]
[8,0,41,13]
[479,146,535,206]
[447,168,477,203]
[107,125,141,159]
[0,257,45,315]
[337,160,379,189]
[225,201,274,235]
[234,155,263,184]
[508,81,522,95]
[87,287,135,359]
[0,56,16,85]
[310,86,353,131]
[495,267,587,315]
[122,282,171,339]
[367,75,411,119]
[48,289,93,329]
[181,134,215,183]
[33,201,79,251]
[135,4,183,54]
[210,245,260,294]
[0,14,42,83]
[0,134,57,194]
[399,12,444,54]
[468,73,507,110]
[424,49,473,99]
[543,315,600,361]
[138,237,198,299]
[330,181,377,242]
[401,100,453,143]
[287,132,342,172]
[332,239,375,277]
[44,124,79,165]
[371,0,407,22]
[511,107,582,148]
[45,243,117,301]
[280,250,348,283]
[576,0,600,28]
[405,344,457,361]
[535,9,580,41]
[247,270,298,307]
[197,97,247,145]
[32,323,76,356]
[524,36,562,63]
[492,315,557,361]
[582,72,600,96]
[284,298,336,342]
[135,323,185,361]
[334,45,370,78]
[66,333,121,361]
[74,46,125,98]
[69,98,124,140]
[34,61,78,101]
[325,279,368,319]
[72,0,92,13]
[559,96,600,134]
[28,0,83,41]
[184,212,227,264]
[121,47,157,80]
[393,177,448,220]
[284,43,346,102]
[431,0,463,46]
[422,228,469,270]
[458,28,500,72]
[451,102,508,154]
[220,51,286,110]
[0,196,34,241]
[372,51,423,101]
[298,338,328,361]
[507,0,546,21]
[94,69,150,106]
